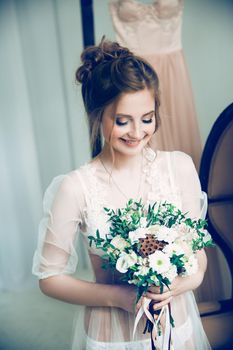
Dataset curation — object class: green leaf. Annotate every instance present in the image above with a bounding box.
[96,230,101,239]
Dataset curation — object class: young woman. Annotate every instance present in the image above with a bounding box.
[32,38,211,349]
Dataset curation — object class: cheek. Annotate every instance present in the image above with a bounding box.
[102,123,125,143]
[111,126,125,139]
[145,121,156,135]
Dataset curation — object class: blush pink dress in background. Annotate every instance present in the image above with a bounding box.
[109,0,202,169]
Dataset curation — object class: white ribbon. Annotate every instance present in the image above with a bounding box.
[200,191,208,220]
[133,297,172,350]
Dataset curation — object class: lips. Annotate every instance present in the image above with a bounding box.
[120,138,141,147]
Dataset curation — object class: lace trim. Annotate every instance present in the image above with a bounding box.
[82,148,181,209]
[111,0,184,24]
[143,149,181,208]
[79,164,111,240]
[86,335,150,350]
[79,148,182,246]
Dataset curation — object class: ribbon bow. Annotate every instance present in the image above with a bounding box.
[133,297,172,350]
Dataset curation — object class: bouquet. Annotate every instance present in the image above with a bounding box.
[88,199,214,349]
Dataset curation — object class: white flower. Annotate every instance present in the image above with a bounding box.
[202,230,212,244]
[156,227,179,244]
[116,251,138,273]
[139,217,148,228]
[135,265,150,276]
[161,265,177,283]
[176,223,190,234]
[175,239,193,257]
[110,236,129,250]
[128,228,148,244]
[147,224,161,234]
[163,242,185,257]
[148,251,171,274]
[178,223,203,242]
[150,274,160,286]
[183,254,198,275]
[184,228,199,241]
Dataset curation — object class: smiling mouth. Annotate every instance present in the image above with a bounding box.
[120,138,142,146]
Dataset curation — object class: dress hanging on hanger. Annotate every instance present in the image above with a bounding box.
[109,0,202,169]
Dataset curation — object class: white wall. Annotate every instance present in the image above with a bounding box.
[183,0,233,144]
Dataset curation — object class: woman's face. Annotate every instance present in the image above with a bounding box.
[101,88,156,156]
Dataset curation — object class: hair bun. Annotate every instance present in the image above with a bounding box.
[76,37,133,84]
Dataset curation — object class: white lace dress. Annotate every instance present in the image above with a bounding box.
[32,148,211,349]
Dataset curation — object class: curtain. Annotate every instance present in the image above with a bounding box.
[0,0,90,291]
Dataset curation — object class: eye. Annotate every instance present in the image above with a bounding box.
[142,118,153,124]
[142,113,155,124]
[115,117,129,126]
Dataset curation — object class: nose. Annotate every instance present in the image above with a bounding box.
[128,121,143,139]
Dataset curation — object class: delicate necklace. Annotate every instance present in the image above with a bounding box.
[99,153,144,201]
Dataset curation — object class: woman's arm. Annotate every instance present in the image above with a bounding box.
[34,174,138,313]
[39,275,137,313]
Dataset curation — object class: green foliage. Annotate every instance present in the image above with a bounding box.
[88,198,215,337]
[88,198,214,297]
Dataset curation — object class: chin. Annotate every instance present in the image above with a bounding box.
[114,139,151,155]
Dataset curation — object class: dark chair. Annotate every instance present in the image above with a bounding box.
[198,103,233,349]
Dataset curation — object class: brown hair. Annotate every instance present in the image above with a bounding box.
[76,37,160,155]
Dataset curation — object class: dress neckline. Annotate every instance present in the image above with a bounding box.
[114,0,158,7]
[80,147,159,210]
[88,146,157,170]
[110,0,184,21]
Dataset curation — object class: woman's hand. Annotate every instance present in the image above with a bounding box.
[146,285,173,312]
[145,249,207,312]
[118,250,207,314]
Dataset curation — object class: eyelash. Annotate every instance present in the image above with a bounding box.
[115,118,153,126]
[143,118,153,124]
[115,119,128,126]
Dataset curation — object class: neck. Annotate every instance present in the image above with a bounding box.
[99,143,144,171]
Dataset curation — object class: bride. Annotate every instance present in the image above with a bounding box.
[32,37,211,349]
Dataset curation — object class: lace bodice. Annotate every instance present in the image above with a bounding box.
[32,149,206,280]
[109,0,184,55]
[76,149,182,254]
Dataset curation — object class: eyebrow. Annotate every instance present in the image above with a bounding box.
[115,110,155,118]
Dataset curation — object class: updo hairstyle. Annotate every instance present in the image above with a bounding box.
[76,37,160,154]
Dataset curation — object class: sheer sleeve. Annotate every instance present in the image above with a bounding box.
[172,151,207,220]
[32,174,83,280]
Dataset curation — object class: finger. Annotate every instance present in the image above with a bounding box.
[146,290,172,301]
[135,297,143,313]
[148,285,168,294]
[153,296,173,311]
[148,286,160,293]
